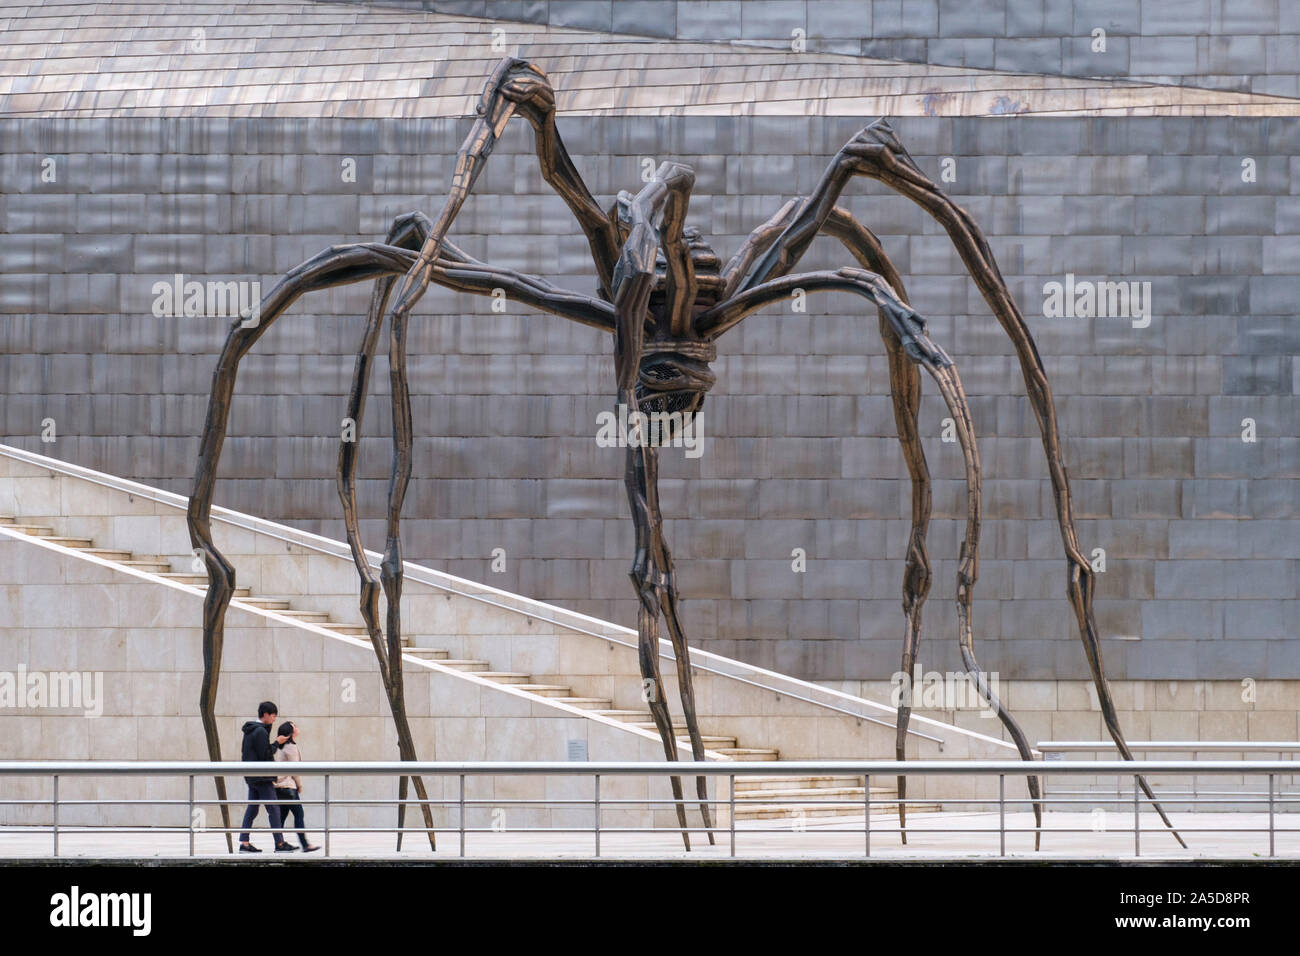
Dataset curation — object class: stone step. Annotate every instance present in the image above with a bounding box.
[318,622,370,636]
[77,547,135,561]
[554,697,613,710]
[402,648,450,659]
[159,572,207,585]
[510,684,573,697]
[736,774,871,793]
[0,515,15,524]
[734,803,937,820]
[734,798,940,820]
[237,597,293,611]
[9,525,54,536]
[437,659,491,672]
[272,609,331,623]
[183,584,253,597]
[594,710,653,721]
[734,786,872,801]
[713,748,780,761]
[474,672,533,684]
[631,721,689,733]
[121,558,172,572]
[42,535,96,548]
[678,734,737,749]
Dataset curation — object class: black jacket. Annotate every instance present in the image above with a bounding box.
[241,720,276,784]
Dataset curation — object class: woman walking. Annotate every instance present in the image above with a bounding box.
[274,721,320,852]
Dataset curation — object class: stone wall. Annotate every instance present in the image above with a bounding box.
[1,113,1296,683]
[357,0,1300,97]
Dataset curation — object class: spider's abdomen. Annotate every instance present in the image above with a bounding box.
[634,338,716,425]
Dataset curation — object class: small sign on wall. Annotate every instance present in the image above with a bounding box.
[567,739,588,761]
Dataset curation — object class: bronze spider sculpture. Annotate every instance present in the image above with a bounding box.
[188,57,1185,851]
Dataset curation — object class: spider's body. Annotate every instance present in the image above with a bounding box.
[626,229,721,420]
[189,57,1186,853]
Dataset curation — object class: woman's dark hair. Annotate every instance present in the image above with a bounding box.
[275,721,295,750]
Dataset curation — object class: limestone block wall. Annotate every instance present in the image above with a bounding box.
[1,445,1029,826]
[0,532,697,832]
[829,677,1300,748]
[1,112,1296,687]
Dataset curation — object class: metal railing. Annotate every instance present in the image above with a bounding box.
[0,759,1297,860]
[1036,741,1300,805]
[1039,741,1300,754]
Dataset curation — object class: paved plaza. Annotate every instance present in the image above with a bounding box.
[3,812,1296,862]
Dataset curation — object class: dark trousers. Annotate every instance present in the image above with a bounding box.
[275,787,311,847]
[239,781,284,844]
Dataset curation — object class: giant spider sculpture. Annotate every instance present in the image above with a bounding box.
[189,57,1185,851]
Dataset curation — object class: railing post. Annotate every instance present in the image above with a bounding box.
[458,774,466,858]
[52,774,59,858]
[1268,773,1275,859]
[998,774,1005,857]
[1133,775,1140,857]
[188,774,195,858]
[729,773,736,858]
[864,773,870,858]
[593,774,601,858]
[323,775,331,858]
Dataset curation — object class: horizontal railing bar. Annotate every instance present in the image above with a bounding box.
[20,827,1296,841]
[8,793,1297,807]
[1,760,1296,775]
[1039,741,1300,753]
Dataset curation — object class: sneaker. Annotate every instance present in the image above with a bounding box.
[302,844,321,853]
[274,842,298,852]
[238,843,261,853]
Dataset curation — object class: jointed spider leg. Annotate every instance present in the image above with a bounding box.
[623,444,692,850]
[926,359,1044,851]
[630,161,716,840]
[747,120,1185,847]
[699,267,1043,843]
[820,209,935,844]
[388,57,619,328]
[189,241,417,852]
[643,449,716,844]
[612,166,708,849]
[722,201,938,840]
[337,213,440,851]
[191,240,610,852]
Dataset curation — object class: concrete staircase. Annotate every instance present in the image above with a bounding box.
[0,506,942,822]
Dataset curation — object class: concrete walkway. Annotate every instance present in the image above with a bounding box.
[4,812,1296,861]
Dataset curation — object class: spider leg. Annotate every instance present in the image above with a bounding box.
[611,166,711,849]
[927,359,1044,851]
[724,201,938,841]
[814,209,934,844]
[337,213,441,851]
[624,444,692,850]
[642,447,716,844]
[388,57,619,330]
[699,268,1044,844]
[718,198,800,299]
[189,240,414,852]
[743,122,1186,847]
[190,240,611,851]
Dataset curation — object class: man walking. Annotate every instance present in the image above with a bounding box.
[238,700,296,853]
